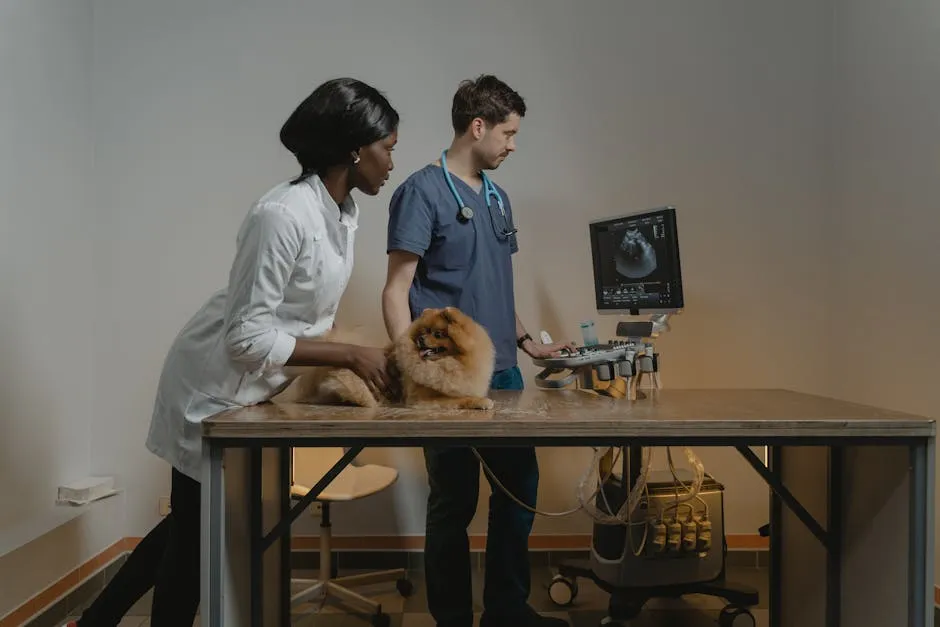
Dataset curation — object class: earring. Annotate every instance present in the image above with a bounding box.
[352,153,361,165]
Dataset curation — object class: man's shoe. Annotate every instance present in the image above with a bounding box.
[479,605,570,627]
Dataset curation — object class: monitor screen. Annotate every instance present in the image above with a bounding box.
[588,206,684,314]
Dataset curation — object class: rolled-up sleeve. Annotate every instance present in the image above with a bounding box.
[222,202,303,373]
[387,182,434,256]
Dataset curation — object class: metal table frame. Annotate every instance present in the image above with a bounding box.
[201,430,934,627]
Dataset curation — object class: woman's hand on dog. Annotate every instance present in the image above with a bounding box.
[348,346,400,400]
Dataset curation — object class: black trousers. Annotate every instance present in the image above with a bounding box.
[423,445,538,627]
[422,366,538,627]
[77,468,200,627]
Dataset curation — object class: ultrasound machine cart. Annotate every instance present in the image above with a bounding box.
[534,207,760,627]
[546,445,760,627]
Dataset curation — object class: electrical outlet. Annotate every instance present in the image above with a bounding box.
[158,497,171,517]
[311,502,322,517]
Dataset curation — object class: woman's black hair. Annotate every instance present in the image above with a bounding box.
[280,78,399,184]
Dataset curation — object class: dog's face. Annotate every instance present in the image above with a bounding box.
[409,308,467,361]
[393,305,496,402]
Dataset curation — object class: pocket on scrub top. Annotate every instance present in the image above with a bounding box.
[434,220,475,270]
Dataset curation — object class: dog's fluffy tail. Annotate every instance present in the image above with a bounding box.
[316,369,379,407]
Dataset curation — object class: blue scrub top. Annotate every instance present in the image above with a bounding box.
[387,164,519,372]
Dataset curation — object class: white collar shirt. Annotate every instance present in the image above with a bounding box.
[146,175,358,480]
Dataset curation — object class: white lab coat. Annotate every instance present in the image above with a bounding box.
[145,175,358,481]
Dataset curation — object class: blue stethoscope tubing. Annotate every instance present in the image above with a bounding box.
[440,149,517,239]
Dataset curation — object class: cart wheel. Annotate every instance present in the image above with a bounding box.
[548,574,578,607]
[396,577,414,597]
[718,605,756,627]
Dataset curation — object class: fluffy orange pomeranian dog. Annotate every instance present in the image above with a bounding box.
[291,306,496,410]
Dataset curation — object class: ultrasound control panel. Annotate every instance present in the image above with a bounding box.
[532,342,634,369]
[533,339,658,390]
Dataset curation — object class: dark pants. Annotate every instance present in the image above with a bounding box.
[77,468,200,627]
[423,365,537,626]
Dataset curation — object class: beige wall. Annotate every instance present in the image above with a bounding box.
[0,0,95,537]
[828,0,940,592]
[88,0,832,542]
[0,0,109,618]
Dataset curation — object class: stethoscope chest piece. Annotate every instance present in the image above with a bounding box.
[458,206,474,222]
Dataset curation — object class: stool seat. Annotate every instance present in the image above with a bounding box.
[290,462,398,502]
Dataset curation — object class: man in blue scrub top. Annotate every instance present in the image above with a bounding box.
[382,75,573,627]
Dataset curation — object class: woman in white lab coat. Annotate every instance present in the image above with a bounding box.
[69,77,400,627]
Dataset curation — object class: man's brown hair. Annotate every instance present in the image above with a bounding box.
[451,74,526,134]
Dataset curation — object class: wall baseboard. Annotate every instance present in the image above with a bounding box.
[3,533,768,626]
[0,538,130,627]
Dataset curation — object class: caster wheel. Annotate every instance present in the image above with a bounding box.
[719,605,756,627]
[396,577,414,597]
[548,574,579,607]
[371,612,391,627]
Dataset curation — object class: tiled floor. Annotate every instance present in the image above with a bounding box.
[61,562,768,627]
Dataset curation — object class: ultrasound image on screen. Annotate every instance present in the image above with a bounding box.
[590,208,682,312]
[596,222,671,286]
[614,228,658,279]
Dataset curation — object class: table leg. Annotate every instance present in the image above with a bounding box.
[250,448,262,627]
[280,446,291,627]
[201,438,225,627]
[908,439,935,627]
[769,446,782,627]
[827,446,843,627]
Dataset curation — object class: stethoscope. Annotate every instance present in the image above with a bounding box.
[440,149,518,240]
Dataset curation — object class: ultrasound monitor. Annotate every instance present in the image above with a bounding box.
[588,206,684,315]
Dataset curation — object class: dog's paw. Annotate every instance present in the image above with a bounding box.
[465,396,494,410]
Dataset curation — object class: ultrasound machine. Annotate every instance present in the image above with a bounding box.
[536,207,759,627]
[532,206,684,400]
